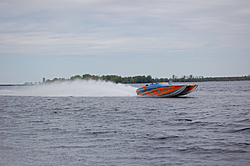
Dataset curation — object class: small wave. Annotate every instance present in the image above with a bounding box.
[50,146,86,149]
[227,127,250,133]
[234,119,250,123]
[176,118,192,122]
[148,135,180,140]
[187,121,209,126]
[86,130,118,135]
[178,146,247,154]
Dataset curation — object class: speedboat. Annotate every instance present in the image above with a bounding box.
[136,82,198,97]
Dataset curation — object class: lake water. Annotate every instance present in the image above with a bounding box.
[0,81,250,165]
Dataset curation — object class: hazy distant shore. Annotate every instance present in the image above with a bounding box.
[1,74,249,86]
[0,84,24,86]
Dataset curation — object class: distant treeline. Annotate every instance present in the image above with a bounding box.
[36,74,250,85]
[171,75,250,82]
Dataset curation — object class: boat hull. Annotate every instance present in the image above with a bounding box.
[136,83,198,97]
[179,84,198,96]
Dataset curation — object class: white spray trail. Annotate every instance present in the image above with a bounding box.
[0,80,137,97]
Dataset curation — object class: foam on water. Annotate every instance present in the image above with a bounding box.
[0,80,137,97]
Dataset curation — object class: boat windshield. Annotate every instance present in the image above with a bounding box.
[159,82,171,85]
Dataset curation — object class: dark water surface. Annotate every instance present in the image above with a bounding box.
[1,81,250,165]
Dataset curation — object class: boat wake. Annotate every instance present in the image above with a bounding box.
[0,80,137,97]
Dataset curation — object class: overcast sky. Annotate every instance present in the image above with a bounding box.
[1,0,250,83]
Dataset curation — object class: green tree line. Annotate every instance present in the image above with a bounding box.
[42,74,250,84]
[171,74,250,82]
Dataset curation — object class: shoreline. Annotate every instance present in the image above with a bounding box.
[1,79,250,86]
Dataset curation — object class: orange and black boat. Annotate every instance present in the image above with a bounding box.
[136,82,198,97]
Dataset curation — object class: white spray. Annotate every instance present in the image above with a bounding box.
[0,80,137,97]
